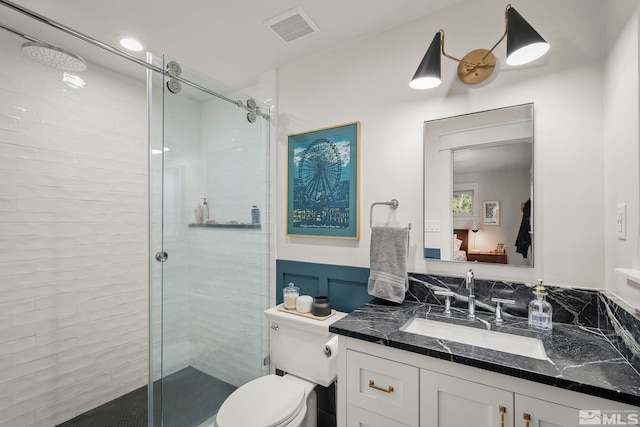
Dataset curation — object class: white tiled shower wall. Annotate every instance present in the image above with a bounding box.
[0,36,148,427]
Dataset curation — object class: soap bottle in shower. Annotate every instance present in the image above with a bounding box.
[528,280,552,330]
[202,198,209,222]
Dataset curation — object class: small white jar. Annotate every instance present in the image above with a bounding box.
[295,295,313,313]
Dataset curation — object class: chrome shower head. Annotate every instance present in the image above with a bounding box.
[21,41,87,72]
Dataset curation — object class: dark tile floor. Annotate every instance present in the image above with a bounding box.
[57,367,236,427]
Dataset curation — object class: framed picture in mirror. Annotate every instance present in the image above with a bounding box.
[483,200,500,226]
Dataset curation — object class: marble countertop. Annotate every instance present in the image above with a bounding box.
[329,300,640,406]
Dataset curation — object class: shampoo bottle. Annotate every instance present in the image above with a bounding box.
[251,205,260,225]
[202,198,209,222]
[528,280,552,330]
[195,203,203,224]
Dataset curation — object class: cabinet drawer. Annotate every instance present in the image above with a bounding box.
[347,404,410,427]
[420,369,513,427]
[347,350,419,427]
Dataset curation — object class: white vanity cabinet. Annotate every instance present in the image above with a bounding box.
[420,370,584,427]
[514,394,581,427]
[337,336,639,427]
[421,369,514,427]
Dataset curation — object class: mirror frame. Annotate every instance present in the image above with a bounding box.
[423,103,534,267]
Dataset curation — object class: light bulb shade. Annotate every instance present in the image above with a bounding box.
[506,7,549,66]
[471,221,479,232]
[410,31,441,89]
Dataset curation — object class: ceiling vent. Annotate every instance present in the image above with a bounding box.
[264,7,319,44]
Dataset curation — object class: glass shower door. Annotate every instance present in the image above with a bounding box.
[150,55,270,427]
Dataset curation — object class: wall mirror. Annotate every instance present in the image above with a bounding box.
[424,103,533,267]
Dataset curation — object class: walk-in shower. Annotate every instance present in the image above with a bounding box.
[0,1,271,426]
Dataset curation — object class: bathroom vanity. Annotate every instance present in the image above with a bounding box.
[330,301,640,427]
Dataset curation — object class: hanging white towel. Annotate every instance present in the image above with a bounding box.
[367,226,410,304]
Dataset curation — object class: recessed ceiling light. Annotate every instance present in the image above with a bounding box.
[118,37,144,52]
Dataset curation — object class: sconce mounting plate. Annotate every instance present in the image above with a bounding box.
[457,49,496,85]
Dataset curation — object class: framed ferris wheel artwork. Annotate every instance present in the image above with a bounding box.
[287,122,360,239]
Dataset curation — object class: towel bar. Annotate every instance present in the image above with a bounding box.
[370,199,411,230]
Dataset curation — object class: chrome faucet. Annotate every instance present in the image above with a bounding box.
[466,269,476,320]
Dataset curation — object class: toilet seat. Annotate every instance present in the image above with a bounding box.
[216,375,307,427]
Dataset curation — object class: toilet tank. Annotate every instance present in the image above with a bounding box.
[265,306,347,387]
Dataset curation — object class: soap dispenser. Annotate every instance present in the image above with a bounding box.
[528,280,552,330]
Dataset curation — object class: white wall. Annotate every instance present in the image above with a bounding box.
[603,1,640,308]
[277,0,635,292]
[0,36,148,427]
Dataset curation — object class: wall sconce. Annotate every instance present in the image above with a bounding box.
[410,4,549,89]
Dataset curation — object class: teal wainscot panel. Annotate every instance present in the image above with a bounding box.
[276,260,372,313]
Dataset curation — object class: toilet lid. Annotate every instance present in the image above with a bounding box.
[216,375,306,427]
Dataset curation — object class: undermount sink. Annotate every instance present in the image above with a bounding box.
[400,317,548,361]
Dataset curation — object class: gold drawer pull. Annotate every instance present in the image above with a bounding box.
[523,413,531,427]
[368,380,394,393]
[500,406,506,427]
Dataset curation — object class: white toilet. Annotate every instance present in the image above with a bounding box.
[215,305,347,427]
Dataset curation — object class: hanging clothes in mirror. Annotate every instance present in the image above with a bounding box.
[515,198,531,258]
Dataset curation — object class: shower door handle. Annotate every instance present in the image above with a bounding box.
[155,251,168,262]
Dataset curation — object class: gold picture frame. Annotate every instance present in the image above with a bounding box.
[286,122,360,239]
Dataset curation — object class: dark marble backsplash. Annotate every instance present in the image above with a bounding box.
[597,292,640,374]
[406,273,640,373]
[406,273,600,327]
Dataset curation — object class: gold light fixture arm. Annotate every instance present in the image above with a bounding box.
[480,4,511,62]
[439,30,477,67]
[438,4,513,85]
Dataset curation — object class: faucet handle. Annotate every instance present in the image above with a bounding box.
[491,297,515,304]
[491,297,515,323]
[435,290,455,316]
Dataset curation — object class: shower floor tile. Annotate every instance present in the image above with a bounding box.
[56,366,236,427]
